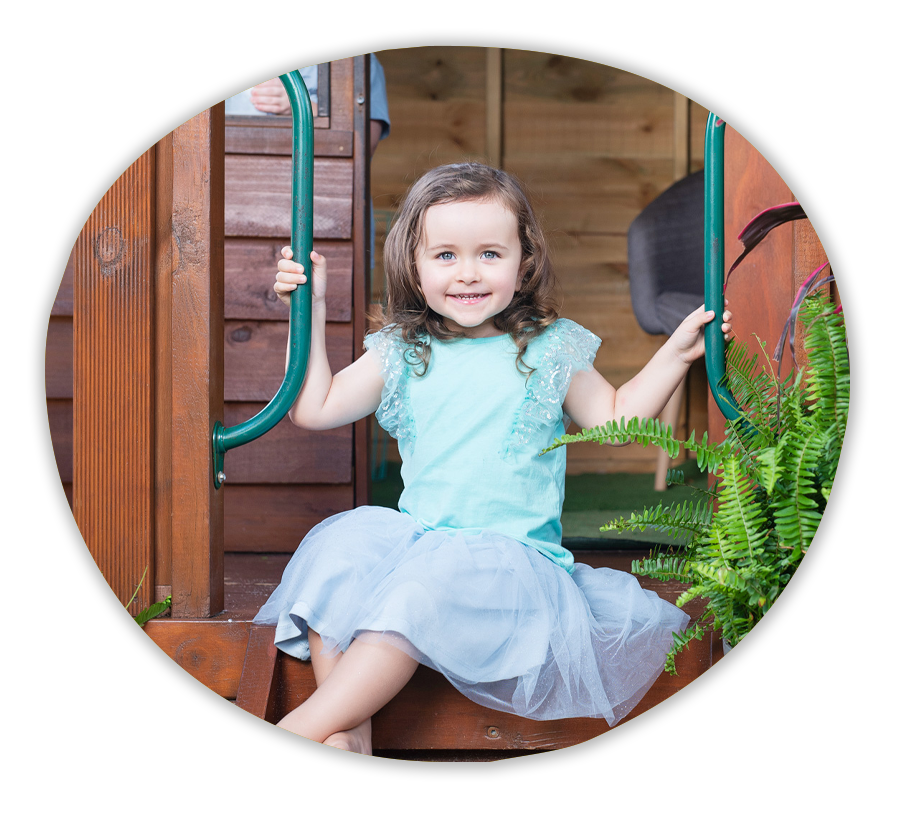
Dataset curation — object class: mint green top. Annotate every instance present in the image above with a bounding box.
[364,318,601,574]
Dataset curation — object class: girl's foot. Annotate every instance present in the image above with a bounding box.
[323,717,373,755]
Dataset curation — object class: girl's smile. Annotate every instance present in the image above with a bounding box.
[448,293,490,305]
[415,199,523,338]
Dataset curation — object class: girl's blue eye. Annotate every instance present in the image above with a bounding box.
[438,251,454,260]
[481,251,499,259]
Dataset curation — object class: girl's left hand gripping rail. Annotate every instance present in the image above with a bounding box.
[212,70,314,489]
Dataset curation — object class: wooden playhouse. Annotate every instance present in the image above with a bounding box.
[45,49,827,760]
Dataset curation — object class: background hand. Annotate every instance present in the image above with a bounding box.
[274,247,327,308]
[250,78,292,115]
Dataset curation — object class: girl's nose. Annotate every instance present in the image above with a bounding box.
[457,263,480,284]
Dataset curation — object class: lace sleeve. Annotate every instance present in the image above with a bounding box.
[363,328,416,453]
[506,319,601,456]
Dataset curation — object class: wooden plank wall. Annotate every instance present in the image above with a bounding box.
[371,47,711,474]
[46,59,370,561]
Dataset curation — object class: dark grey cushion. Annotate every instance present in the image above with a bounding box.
[627,170,704,336]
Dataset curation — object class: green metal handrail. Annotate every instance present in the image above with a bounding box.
[704,112,746,425]
[212,70,314,489]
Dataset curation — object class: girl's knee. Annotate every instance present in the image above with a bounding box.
[275,712,326,743]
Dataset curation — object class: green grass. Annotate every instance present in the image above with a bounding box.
[370,459,708,549]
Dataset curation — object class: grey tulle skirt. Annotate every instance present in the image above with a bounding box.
[253,506,689,725]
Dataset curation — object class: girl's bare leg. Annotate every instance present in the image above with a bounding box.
[305,629,372,754]
[308,628,341,685]
[277,630,419,755]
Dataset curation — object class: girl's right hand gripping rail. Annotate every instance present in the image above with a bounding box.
[212,70,314,489]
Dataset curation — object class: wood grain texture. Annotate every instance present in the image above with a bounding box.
[236,624,280,720]
[221,405,352,484]
[226,124,353,157]
[167,106,225,618]
[225,238,352,321]
[224,484,355,552]
[73,148,155,614]
[51,253,74,316]
[144,619,251,698]
[225,155,353,239]
[224,320,352,401]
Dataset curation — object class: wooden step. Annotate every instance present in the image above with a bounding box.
[147,549,722,755]
[259,630,719,751]
[235,624,279,719]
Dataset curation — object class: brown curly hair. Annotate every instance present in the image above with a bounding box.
[373,162,560,376]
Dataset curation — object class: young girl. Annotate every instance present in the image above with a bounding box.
[255,162,732,754]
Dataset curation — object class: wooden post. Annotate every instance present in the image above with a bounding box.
[167,106,226,618]
[73,150,157,614]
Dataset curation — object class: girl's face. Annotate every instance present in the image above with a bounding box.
[415,198,523,338]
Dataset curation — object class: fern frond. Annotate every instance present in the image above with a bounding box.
[724,339,779,443]
[541,416,682,456]
[665,468,686,487]
[769,425,825,554]
[802,300,850,440]
[682,572,766,620]
[541,419,632,452]
[755,445,783,494]
[681,429,731,474]
[542,417,732,476]
[714,609,756,647]
[713,456,770,562]
[777,370,809,433]
[662,622,706,675]
[631,554,694,583]
[602,499,712,542]
[721,417,764,482]
[813,421,844,496]
[676,584,709,608]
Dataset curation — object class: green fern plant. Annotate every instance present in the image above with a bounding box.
[544,294,848,673]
